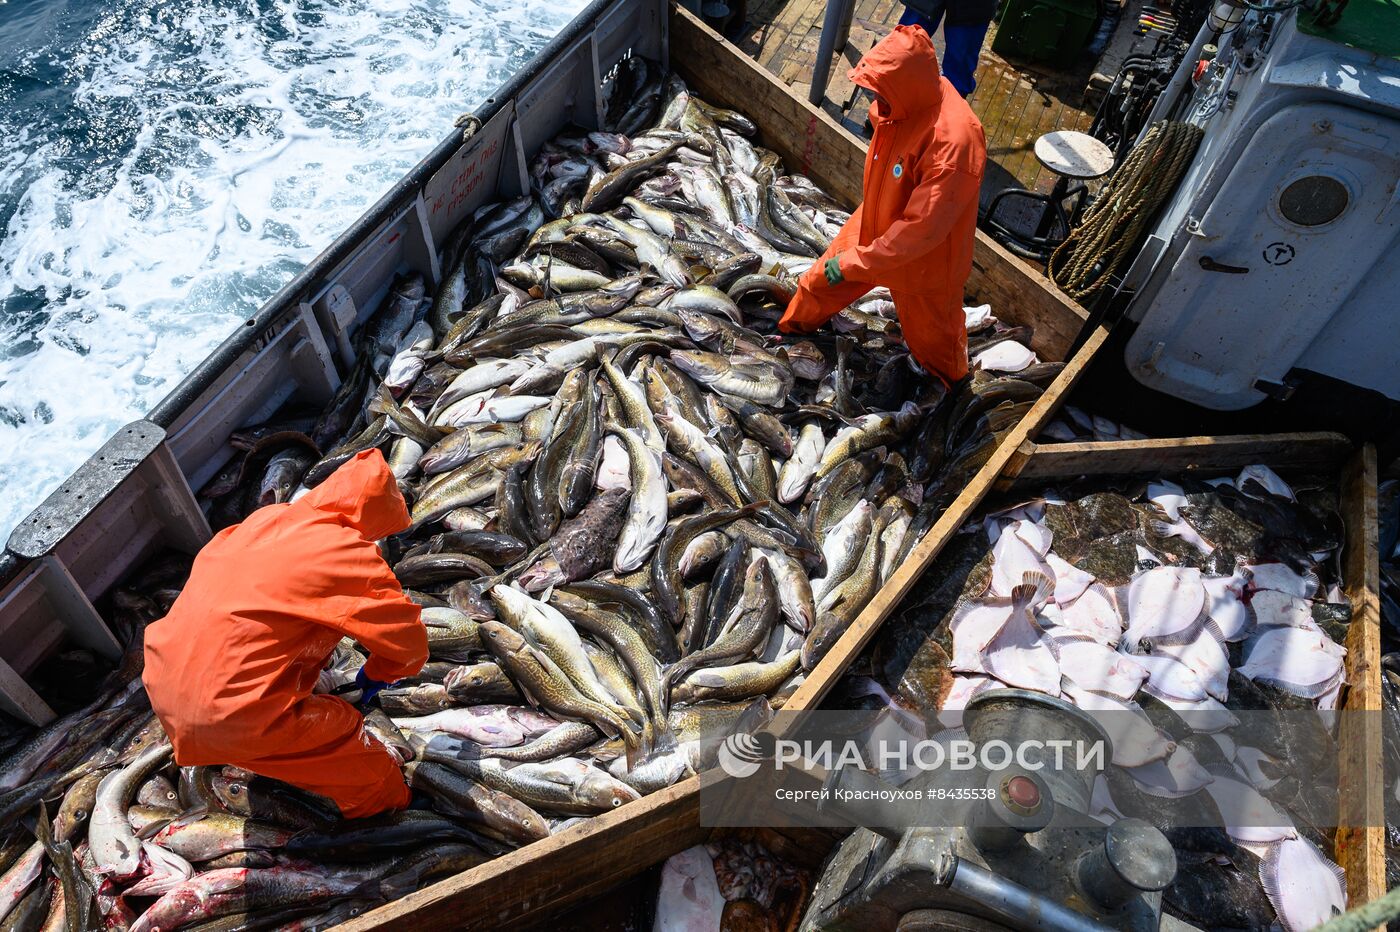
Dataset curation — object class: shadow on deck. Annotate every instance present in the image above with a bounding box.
[730,0,1106,216]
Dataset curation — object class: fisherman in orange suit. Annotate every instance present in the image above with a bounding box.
[780,24,986,387]
[143,449,427,819]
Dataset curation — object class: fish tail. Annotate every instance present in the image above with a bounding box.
[660,658,694,696]
[1147,518,1179,539]
[1012,570,1054,611]
[1300,569,1321,600]
[620,722,644,770]
[648,719,679,755]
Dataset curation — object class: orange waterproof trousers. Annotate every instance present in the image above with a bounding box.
[785,267,970,386]
[219,696,410,818]
[145,449,427,819]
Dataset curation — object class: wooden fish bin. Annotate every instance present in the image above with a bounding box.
[332,6,1110,931]
[342,432,1377,931]
[986,431,1385,911]
[3,0,1380,924]
[0,1,1109,925]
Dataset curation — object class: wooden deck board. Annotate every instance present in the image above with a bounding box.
[731,0,1100,199]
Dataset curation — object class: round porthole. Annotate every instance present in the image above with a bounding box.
[1278,175,1349,227]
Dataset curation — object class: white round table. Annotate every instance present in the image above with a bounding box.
[1034,130,1116,181]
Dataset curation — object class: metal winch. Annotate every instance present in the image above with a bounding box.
[798,690,1183,932]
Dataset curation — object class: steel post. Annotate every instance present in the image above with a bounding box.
[809,0,855,106]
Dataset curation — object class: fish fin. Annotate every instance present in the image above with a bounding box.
[1257,842,1289,918]
[1043,632,1094,661]
[1147,518,1179,539]
[135,815,179,840]
[1324,850,1347,889]
[406,733,430,759]
[1200,617,1227,644]
[648,720,679,755]
[1012,571,1054,611]
[1300,570,1321,599]
[367,384,392,417]
[621,727,644,770]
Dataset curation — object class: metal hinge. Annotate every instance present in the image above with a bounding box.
[1253,376,1298,401]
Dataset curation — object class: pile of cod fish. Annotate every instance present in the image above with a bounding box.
[847,464,1354,931]
[0,61,1064,932]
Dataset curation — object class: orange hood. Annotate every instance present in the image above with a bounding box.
[849,25,944,121]
[295,448,410,540]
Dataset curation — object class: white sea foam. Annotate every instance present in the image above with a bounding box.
[0,0,587,540]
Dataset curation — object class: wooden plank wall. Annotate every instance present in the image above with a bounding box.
[1011,432,1356,480]
[337,780,708,930]
[1336,444,1385,908]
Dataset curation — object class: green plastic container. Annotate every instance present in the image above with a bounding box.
[992,0,1099,68]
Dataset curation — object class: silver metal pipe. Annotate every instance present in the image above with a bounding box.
[809,0,854,106]
[947,861,1116,932]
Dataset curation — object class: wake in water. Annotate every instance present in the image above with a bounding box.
[0,0,587,540]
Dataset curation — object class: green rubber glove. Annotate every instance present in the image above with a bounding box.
[824,255,844,286]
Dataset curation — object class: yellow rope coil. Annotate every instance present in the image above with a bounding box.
[1048,121,1204,306]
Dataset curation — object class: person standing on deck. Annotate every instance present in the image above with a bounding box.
[779,25,986,388]
[898,0,996,97]
[143,449,427,819]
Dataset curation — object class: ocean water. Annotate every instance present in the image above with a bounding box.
[0,0,587,541]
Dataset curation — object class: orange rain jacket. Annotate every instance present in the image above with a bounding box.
[143,449,427,819]
[780,25,986,385]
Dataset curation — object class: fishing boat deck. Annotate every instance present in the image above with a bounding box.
[732,0,1104,208]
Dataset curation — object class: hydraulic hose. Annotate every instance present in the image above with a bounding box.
[1047,120,1203,307]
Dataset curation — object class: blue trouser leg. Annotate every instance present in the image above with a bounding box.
[941,21,990,96]
[898,2,987,98]
[898,3,945,32]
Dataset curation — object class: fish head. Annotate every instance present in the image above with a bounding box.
[396,274,428,303]
[209,772,253,817]
[443,663,504,694]
[516,557,565,593]
[551,599,601,634]
[481,584,526,621]
[488,440,544,470]
[667,350,727,382]
[576,771,642,810]
[53,802,91,844]
[635,283,678,306]
[651,405,677,433]
[257,466,298,508]
[478,620,527,655]
[446,579,497,621]
[744,552,775,594]
[595,485,632,510]
[678,308,724,344]
[784,341,830,381]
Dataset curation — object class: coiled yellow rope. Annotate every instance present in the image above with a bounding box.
[1048,120,1204,306]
